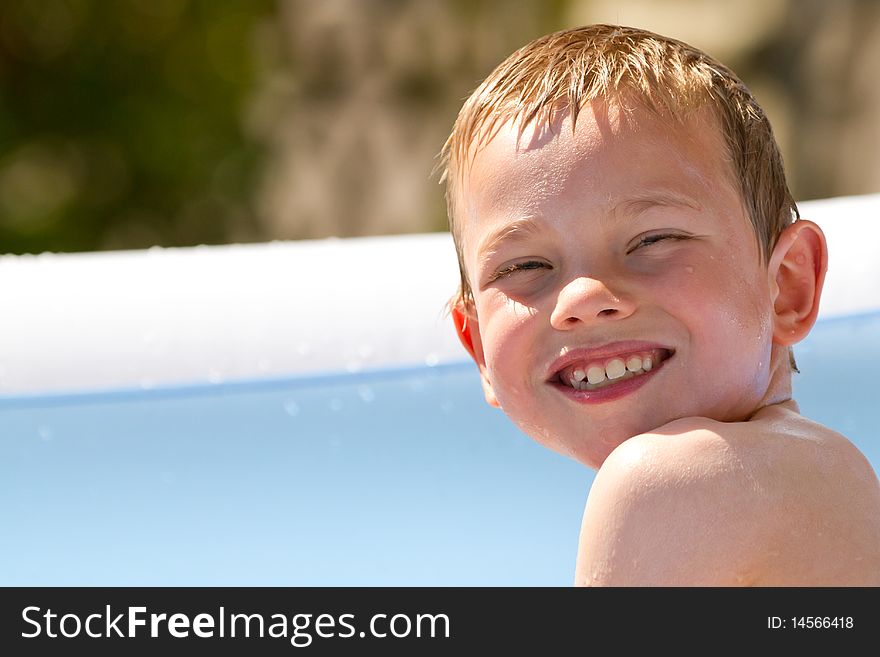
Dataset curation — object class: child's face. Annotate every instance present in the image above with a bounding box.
[457,102,780,468]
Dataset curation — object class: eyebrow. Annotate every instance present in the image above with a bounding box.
[475,189,703,264]
[612,189,703,218]
[476,218,545,265]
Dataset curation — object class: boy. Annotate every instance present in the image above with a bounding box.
[440,25,880,585]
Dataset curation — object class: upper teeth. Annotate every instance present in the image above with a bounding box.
[588,364,607,383]
[564,352,659,390]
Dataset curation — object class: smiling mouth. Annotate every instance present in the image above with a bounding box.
[552,348,675,391]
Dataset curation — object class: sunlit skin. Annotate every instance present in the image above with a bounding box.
[455,102,790,468]
[451,100,880,584]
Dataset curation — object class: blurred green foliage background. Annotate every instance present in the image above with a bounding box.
[0,0,271,254]
[1,0,878,255]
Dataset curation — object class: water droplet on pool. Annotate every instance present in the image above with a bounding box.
[358,386,375,403]
[328,398,344,412]
[284,400,300,416]
[425,353,439,367]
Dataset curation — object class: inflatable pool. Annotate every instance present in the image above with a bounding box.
[1,194,878,585]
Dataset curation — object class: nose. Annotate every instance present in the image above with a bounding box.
[549,276,636,330]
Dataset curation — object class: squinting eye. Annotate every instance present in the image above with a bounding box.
[627,233,691,254]
[492,260,550,280]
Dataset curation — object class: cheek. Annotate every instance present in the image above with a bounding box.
[680,262,775,380]
[662,260,772,346]
[479,301,536,384]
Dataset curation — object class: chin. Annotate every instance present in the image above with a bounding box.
[526,427,629,470]
[563,420,662,469]
[564,441,619,470]
[511,409,674,469]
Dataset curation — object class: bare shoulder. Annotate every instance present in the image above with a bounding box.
[574,407,880,586]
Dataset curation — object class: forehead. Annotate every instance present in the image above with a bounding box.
[458,102,739,242]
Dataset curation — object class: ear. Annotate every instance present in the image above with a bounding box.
[767,219,828,346]
[451,303,500,408]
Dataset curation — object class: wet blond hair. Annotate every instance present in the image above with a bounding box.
[438,24,799,370]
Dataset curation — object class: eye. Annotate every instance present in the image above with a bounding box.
[491,260,551,280]
[627,233,691,254]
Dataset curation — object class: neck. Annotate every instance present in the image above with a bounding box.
[750,344,800,418]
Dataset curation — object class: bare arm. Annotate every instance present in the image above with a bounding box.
[574,416,880,586]
[574,421,771,586]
